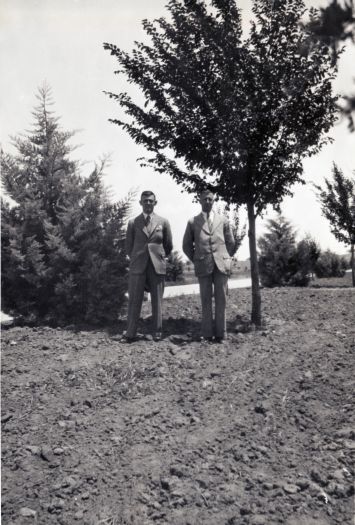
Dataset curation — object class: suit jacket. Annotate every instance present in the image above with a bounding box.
[125,213,173,275]
[183,212,236,277]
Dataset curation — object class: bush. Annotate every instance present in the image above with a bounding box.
[1,86,133,325]
[166,250,184,282]
[296,236,321,279]
[314,250,347,278]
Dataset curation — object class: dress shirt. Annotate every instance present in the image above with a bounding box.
[202,211,214,222]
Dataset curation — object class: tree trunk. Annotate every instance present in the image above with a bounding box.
[247,202,262,326]
[351,242,355,287]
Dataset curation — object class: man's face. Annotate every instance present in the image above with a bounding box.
[199,191,215,213]
[140,194,157,215]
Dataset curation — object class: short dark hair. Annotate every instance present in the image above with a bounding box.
[198,189,215,198]
[140,190,156,200]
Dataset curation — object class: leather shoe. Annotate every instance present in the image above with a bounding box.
[153,332,162,341]
[120,334,137,343]
[200,336,213,344]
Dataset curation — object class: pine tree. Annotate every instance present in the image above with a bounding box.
[258,215,311,287]
[104,0,338,325]
[1,86,132,324]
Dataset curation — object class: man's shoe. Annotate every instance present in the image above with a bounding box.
[215,335,228,343]
[153,332,162,342]
[200,336,213,344]
[120,334,137,343]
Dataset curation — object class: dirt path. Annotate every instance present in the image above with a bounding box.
[1,288,354,524]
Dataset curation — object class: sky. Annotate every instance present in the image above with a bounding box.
[1,0,354,260]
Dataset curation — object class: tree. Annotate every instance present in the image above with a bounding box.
[166,250,184,282]
[258,215,311,287]
[1,86,133,324]
[314,164,355,285]
[104,0,338,325]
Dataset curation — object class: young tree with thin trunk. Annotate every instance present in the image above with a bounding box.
[104,0,338,325]
[314,164,355,286]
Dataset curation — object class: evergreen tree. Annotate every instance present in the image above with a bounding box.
[258,215,311,287]
[104,0,338,325]
[1,86,132,324]
[314,164,355,286]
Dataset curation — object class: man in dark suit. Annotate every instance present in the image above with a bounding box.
[123,190,173,342]
[183,189,237,342]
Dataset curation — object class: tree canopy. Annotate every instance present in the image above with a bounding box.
[104,0,338,213]
[305,0,355,131]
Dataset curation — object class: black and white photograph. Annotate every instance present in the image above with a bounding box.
[1,0,354,523]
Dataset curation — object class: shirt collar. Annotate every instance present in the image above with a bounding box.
[143,212,153,220]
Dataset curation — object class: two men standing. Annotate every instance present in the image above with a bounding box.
[123,189,237,342]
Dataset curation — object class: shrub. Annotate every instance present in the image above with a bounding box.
[166,250,184,282]
[314,250,347,278]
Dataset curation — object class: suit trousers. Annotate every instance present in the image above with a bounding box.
[198,264,228,338]
[126,259,165,338]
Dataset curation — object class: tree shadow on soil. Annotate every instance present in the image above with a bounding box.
[105,314,256,340]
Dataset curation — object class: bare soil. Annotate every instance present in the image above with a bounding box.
[1,286,354,525]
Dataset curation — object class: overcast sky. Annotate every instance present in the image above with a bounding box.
[1,0,354,259]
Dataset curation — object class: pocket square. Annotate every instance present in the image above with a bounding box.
[155,225,163,231]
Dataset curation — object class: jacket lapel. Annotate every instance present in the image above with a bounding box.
[210,213,222,233]
[198,213,210,235]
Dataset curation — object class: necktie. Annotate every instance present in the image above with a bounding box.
[145,215,151,233]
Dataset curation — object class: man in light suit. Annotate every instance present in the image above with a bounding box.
[183,189,237,342]
[123,191,173,342]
